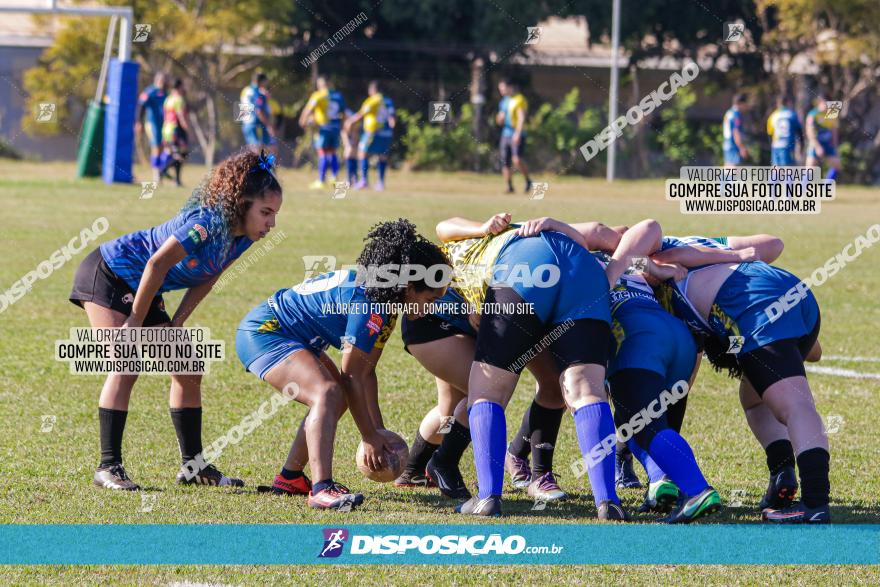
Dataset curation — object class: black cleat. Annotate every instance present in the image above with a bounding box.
[759,466,798,512]
[93,463,140,491]
[394,469,437,488]
[597,500,629,521]
[176,463,244,487]
[426,455,472,500]
[454,495,502,517]
[615,453,643,489]
[764,501,830,524]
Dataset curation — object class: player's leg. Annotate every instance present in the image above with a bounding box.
[825,153,841,181]
[739,377,798,512]
[262,349,364,509]
[406,333,474,497]
[506,350,567,500]
[169,373,244,487]
[355,133,371,189]
[739,339,830,523]
[83,301,142,490]
[271,352,346,496]
[500,135,513,193]
[375,154,388,191]
[511,137,532,193]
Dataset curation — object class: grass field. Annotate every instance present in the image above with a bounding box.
[1,160,879,584]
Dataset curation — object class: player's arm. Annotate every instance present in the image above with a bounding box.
[388,111,397,130]
[651,243,756,267]
[436,213,511,242]
[344,107,366,131]
[340,343,391,471]
[513,105,526,142]
[135,94,147,131]
[178,101,190,132]
[125,238,188,327]
[733,119,747,157]
[605,218,663,288]
[806,113,819,149]
[170,273,221,327]
[766,116,774,141]
[298,100,314,129]
[725,234,784,263]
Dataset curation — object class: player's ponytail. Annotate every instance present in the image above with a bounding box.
[702,334,744,379]
[357,218,450,303]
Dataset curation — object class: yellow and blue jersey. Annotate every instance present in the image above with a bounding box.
[161,93,185,142]
[441,228,519,313]
[767,107,801,150]
[359,94,395,134]
[500,93,528,137]
[807,107,836,146]
[266,269,397,354]
[307,89,346,129]
[722,107,743,151]
[100,207,252,294]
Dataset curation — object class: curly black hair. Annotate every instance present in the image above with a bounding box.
[357,218,450,303]
[702,334,744,379]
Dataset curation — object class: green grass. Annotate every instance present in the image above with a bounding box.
[1,161,879,583]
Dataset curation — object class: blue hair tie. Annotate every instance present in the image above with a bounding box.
[251,151,276,174]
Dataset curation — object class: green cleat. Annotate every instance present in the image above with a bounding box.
[661,487,722,524]
[637,476,681,513]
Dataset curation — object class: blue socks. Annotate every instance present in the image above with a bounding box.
[329,153,339,178]
[317,154,328,182]
[469,401,506,499]
[647,429,708,497]
[360,158,369,183]
[149,154,159,169]
[346,158,358,184]
[377,160,387,183]
[573,402,619,506]
[628,439,666,484]
[827,167,838,181]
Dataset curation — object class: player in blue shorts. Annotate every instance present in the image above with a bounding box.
[722,93,750,166]
[651,246,829,523]
[805,95,840,181]
[436,214,671,519]
[237,220,449,510]
[345,81,396,191]
[136,71,168,183]
[240,72,277,156]
[69,150,282,491]
[299,76,346,189]
[767,95,802,167]
[589,249,721,523]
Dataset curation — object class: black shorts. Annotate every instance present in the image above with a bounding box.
[740,313,821,396]
[473,286,609,373]
[499,134,525,167]
[69,248,171,327]
[401,314,473,354]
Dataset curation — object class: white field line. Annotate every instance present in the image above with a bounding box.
[806,365,880,380]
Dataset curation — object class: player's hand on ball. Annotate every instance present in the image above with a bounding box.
[481,213,511,236]
[361,433,390,471]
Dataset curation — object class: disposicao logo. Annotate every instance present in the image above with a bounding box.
[318,528,349,558]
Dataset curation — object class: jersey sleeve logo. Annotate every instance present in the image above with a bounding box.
[366,313,384,335]
[187,223,208,245]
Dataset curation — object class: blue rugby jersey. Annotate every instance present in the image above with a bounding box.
[267,269,397,354]
[100,207,252,293]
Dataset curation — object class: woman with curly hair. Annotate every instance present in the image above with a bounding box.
[69,149,282,491]
[236,219,449,510]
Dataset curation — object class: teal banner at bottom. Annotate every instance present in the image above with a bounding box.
[1,525,877,565]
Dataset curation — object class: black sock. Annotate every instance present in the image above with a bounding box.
[507,179,514,190]
[666,390,688,432]
[280,467,303,480]
[404,431,439,476]
[508,410,532,460]
[432,421,471,467]
[796,447,830,508]
[170,407,203,464]
[174,161,182,184]
[616,440,632,461]
[313,478,333,493]
[766,439,796,475]
[530,404,564,475]
[99,407,128,467]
